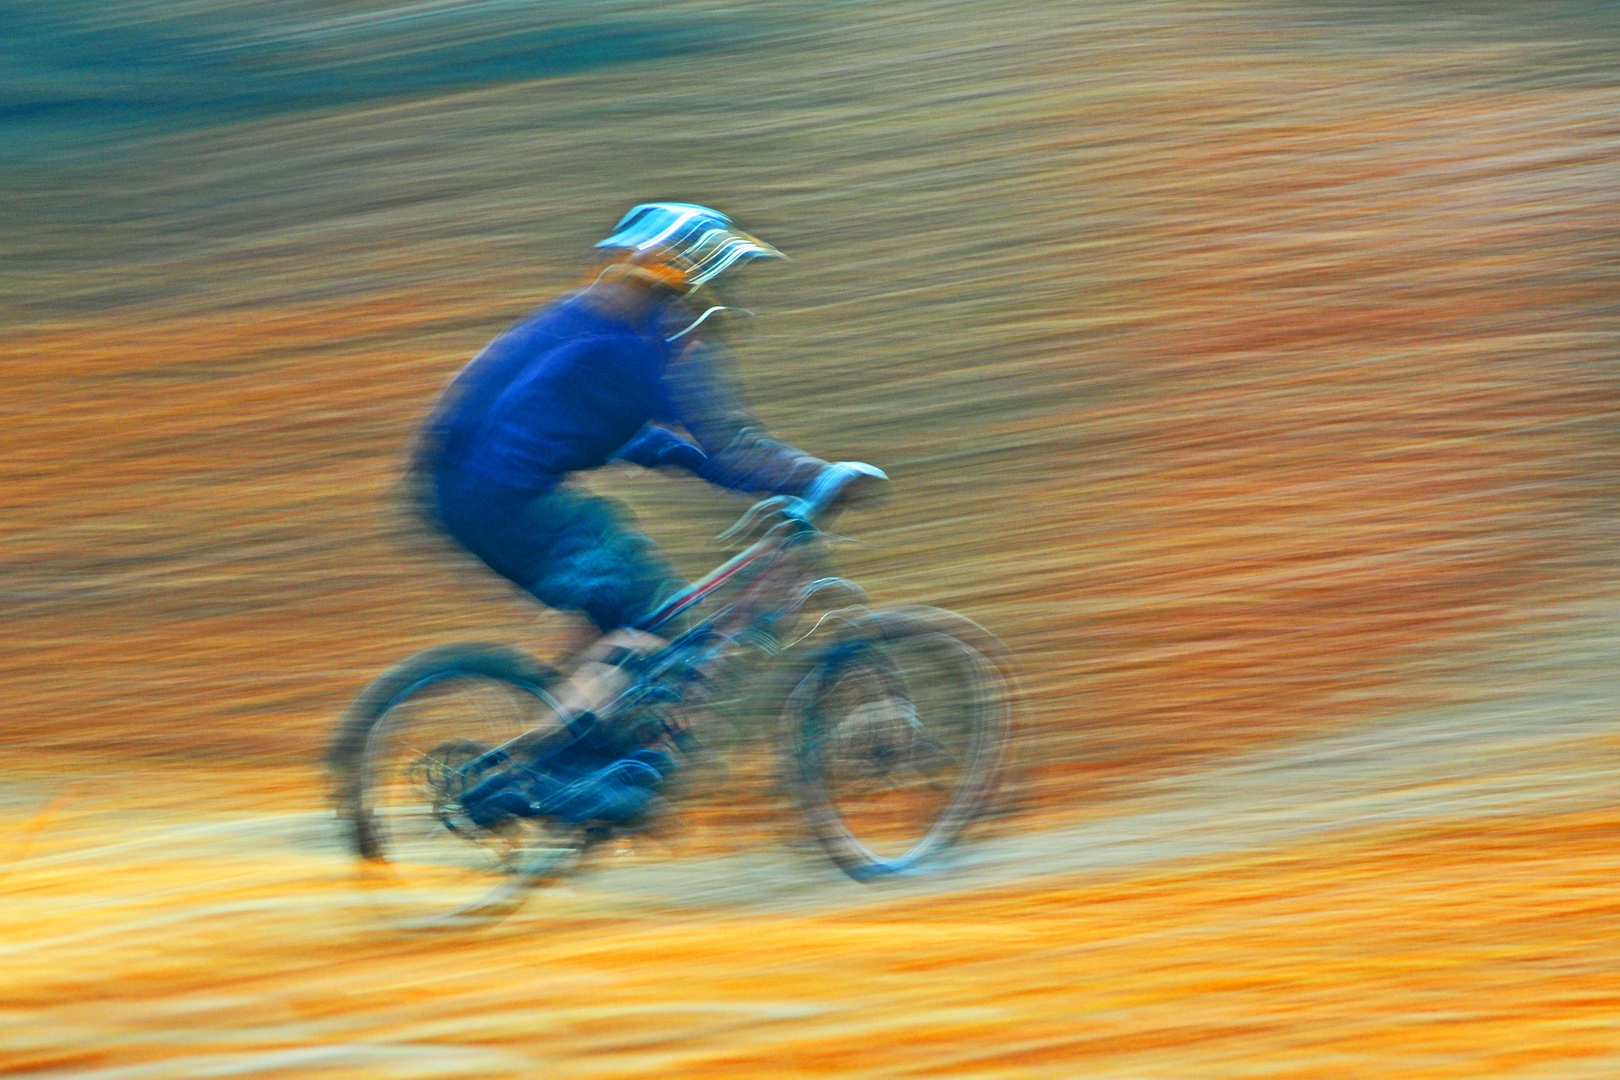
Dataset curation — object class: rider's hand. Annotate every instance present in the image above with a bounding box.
[803,461,890,519]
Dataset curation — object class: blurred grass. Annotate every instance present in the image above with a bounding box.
[1,0,1617,819]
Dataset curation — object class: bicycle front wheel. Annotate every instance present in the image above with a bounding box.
[328,643,576,928]
[785,607,1011,879]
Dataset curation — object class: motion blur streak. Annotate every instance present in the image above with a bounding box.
[3,0,1619,1076]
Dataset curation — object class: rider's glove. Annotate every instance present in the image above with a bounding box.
[802,461,889,519]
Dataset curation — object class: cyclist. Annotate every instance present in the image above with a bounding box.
[412,202,884,829]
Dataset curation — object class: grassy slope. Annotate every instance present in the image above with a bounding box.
[2,0,1617,803]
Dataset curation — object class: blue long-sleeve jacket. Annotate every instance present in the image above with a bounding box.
[418,291,825,501]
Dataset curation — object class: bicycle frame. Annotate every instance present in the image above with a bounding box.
[623,518,834,701]
[475,506,862,771]
[638,528,795,634]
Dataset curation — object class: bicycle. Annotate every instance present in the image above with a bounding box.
[328,485,1012,927]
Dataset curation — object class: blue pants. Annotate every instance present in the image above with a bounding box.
[434,470,685,632]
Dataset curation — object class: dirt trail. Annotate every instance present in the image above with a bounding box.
[4,603,1618,1077]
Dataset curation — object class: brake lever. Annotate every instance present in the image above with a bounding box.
[715,495,812,545]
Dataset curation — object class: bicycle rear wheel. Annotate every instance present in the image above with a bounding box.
[786,607,1010,879]
[328,643,577,928]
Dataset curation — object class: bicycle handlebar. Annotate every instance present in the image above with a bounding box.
[717,462,889,545]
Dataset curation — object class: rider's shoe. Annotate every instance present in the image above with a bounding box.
[459,720,676,830]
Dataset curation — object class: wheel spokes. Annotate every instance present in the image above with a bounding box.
[358,670,573,924]
[794,623,1008,875]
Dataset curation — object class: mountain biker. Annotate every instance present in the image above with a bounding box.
[412,202,885,830]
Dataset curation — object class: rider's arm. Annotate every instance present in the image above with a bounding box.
[660,338,829,497]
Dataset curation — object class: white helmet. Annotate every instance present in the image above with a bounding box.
[597,203,784,291]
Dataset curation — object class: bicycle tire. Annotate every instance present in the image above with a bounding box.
[785,606,1011,879]
[328,643,575,928]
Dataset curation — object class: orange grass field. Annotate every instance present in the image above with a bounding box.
[3,1,1620,1076]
